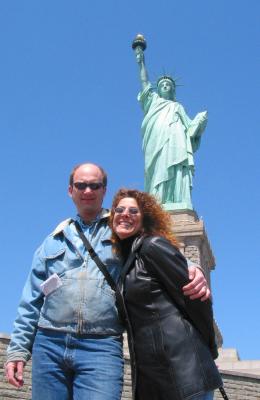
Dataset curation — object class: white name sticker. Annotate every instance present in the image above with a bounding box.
[40,273,62,296]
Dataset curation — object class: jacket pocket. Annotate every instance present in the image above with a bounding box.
[44,248,66,277]
[81,278,117,323]
[40,276,79,323]
[45,248,66,259]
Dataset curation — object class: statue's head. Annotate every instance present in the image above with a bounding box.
[157,76,176,100]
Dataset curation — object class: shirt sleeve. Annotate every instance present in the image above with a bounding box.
[6,245,46,363]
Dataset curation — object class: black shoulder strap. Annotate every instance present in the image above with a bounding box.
[219,386,229,399]
[74,220,117,291]
[74,220,126,322]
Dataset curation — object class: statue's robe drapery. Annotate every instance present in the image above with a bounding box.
[138,84,207,210]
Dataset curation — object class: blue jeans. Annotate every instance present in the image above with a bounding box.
[193,392,214,400]
[32,329,124,400]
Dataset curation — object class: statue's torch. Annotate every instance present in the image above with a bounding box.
[132,34,147,60]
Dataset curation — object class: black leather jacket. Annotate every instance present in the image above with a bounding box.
[119,235,222,400]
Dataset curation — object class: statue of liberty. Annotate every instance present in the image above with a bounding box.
[132,34,208,211]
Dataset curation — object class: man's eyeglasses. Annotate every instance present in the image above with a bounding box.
[73,182,104,191]
[114,206,140,215]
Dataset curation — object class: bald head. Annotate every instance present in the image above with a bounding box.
[68,163,107,223]
[69,163,107,188]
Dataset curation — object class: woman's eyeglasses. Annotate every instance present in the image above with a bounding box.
[73,182,104,191]
[114,206,140,215]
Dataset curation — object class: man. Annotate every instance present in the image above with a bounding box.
[5,163,210,400]
[135,46,208,210]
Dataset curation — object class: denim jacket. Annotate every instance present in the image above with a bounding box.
[7,209,124,363]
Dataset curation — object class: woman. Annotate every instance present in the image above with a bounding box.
[110,189,223,400]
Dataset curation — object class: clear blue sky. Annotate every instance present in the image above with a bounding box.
[0,1,259,360]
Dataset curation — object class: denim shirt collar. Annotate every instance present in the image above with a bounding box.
[76,208,110,230]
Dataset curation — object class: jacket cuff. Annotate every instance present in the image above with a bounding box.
[6,351,31,365]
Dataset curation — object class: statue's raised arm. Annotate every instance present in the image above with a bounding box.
[132,34,208,211]
[132,34,150,90]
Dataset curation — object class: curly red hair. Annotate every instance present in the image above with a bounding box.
[109,188,179,255]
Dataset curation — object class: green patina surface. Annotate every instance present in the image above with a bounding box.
[133,35,207,211]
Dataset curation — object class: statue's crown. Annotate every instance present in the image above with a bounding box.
[157,75,176,88]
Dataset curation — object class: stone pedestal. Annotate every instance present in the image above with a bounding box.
[170,209,215,287]
[170,209,223,347]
